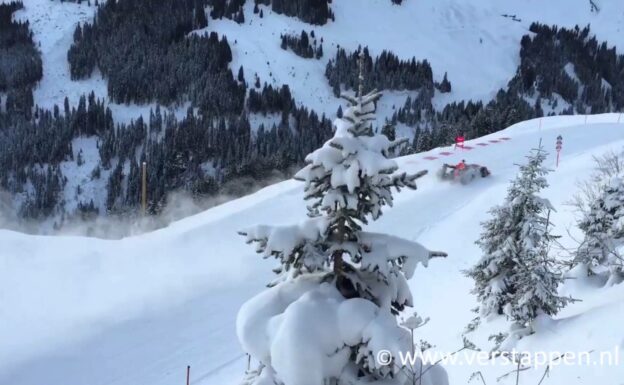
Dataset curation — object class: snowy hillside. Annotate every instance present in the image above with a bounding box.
[14,0,624,119]
[205,0,624,115]
[2,113,624,385]
[3,0,624,229]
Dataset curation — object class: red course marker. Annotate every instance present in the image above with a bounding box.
[455,135,465,149]
[439,151,453,156]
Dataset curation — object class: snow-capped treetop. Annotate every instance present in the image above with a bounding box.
[507,145,551,204]
[295,89,423,224]
[241,88,443,310]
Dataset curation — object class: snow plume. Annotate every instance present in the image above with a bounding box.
[0,171,290,238]
[0,190,220,239]
[237,88,447,385]
[0,189,19,230]
[59,190,217,239]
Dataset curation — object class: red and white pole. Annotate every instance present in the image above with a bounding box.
[455,135,465,151]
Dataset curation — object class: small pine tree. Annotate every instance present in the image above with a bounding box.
[438,72,451,93]
[236,8,245,23]
[573,176,624,285]
[237,65,245,83]
[280,35,287,50]
[535,97,544,117]
[315,43,323,59]
[381,122,396,141]
[194,0,207,28]
[466,145,571,330]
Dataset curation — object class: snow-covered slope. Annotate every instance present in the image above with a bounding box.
[9,0,190,123]
[206,0,624,117]
[2,113,624,385]
[5,0,624,226]
[12,0,624,121]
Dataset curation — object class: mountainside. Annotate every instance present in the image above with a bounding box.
[1,0,624,233]
[1,114,624,384]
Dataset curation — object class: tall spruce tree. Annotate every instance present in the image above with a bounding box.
[466,145,571,330]
[237,57,447,385]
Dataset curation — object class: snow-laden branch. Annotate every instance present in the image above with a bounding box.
[359,232,446,279]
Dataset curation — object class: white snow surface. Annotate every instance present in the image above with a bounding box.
[2,114,624,384]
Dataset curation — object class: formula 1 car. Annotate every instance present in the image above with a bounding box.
[437,163,491,184]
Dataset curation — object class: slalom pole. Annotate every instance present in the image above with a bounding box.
[556,151,560,168]
[186,365,190,385]
[618,113,622,124]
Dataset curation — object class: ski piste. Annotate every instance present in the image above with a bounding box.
[2,113,624,384]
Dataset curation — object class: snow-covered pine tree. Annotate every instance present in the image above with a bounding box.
[236,59,447,385]
[573,176,624,285]
[466,145,571,331]
[465,202,515,319]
